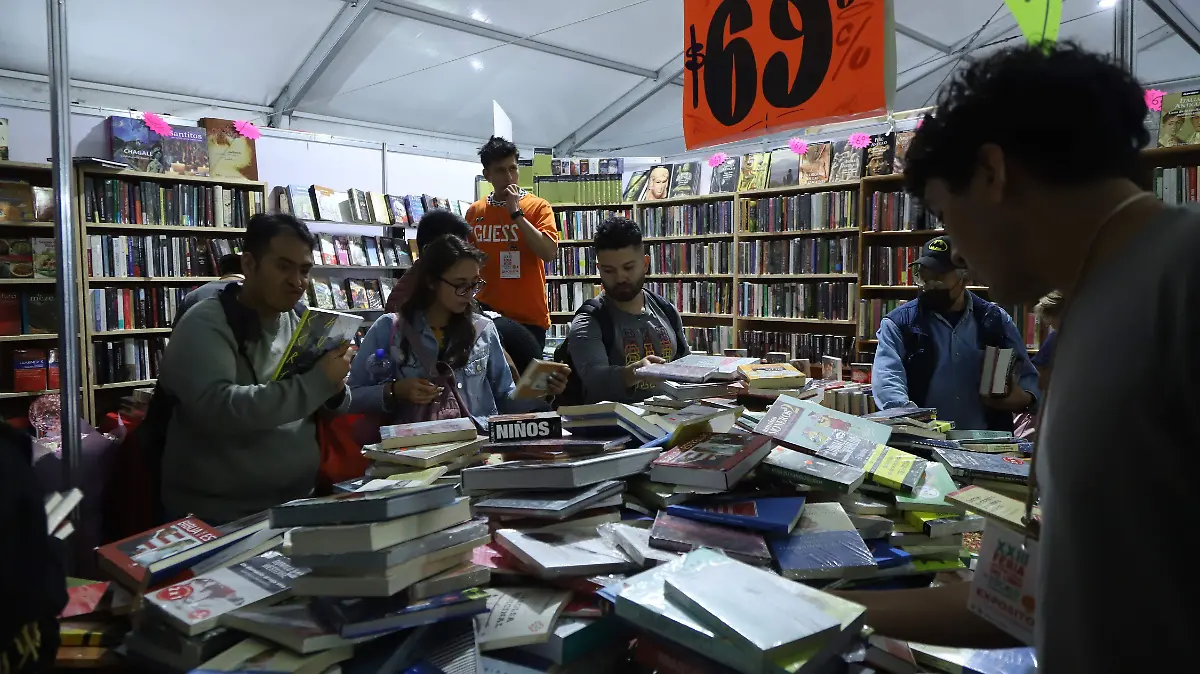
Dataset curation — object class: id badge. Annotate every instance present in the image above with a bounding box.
[500,250,520,279]
[968,522,1038,645]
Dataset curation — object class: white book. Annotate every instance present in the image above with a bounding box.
[196,637,350,673]
[494,528,634,579]
[474,587,570,651]
[601,522,679,567]
[291,538,481,597]
[288,497,471,555]
[460,447,659,492]
[379,418,479,449]
[363,436,485,468]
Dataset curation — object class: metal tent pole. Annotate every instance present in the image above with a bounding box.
[46,0,83,491]
[1113,0,1137,74]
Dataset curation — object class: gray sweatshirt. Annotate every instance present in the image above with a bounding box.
[566,291,689,404]
[158,298,349,523]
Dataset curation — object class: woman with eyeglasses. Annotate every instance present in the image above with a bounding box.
[348,235,568,428]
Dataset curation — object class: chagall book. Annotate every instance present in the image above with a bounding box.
[108,116,210,176]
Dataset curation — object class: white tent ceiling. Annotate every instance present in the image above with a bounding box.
[1,0,1198,159]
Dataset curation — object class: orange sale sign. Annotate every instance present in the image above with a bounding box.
[683,0,893,150]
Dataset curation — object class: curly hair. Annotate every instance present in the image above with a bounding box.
[905,42,1149,198]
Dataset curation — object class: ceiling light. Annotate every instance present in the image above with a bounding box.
[1098,0,1117,8]
[470,59,484,71]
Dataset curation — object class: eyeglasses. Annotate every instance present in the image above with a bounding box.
[441,278,486,297]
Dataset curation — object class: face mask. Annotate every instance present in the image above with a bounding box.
[918,286,957,312]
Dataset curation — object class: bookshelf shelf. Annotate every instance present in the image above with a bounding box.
[80,166,265,189]
[0,278,55,285]
[740,273,858,281]
[546,275,596,281]
[299,219,398,230]
[635,193,734,207]
[647,274,733,279]
[0,221,56,229]
[0,333,58,342]
[83,223,248,234]
[0,389,58,400]
[738,228,859,239]
[550,202,634,210]
[313,264,410,272]
[861,174,906,185]
[861,229,945,236]
[681,313,734,319]
[88,276,220,284]
[0,160,52,172]
[860,284,988,291]
[93,379,156,391]
[737,180,862,199]
[92,328,173,337]
[739,316,856,325]
[645,233,735,242]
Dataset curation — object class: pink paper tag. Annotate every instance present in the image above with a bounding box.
[848,132,871,150]
[234,120,263,140]
[707,152,729,168]
[1145,89,1165,112]
[788,137,808,155]
[142,112,172,137]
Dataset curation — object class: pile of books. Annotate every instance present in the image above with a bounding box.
[354,416,486,488]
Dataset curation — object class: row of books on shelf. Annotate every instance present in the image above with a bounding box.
[737,237,856,276]
[85,235,239,279]
[863,245,922,286]
[312,233,412,269]
[646,241,731,276]
[89,286,193,333]
[646,280,733,315]
[280,184,466,226]
[557,207,634,240]
[83,177,263,229]
[868,191,943,232]
[535,175,624,205]
[684,325,733,353]
[0,180,55,223]
[0,236,54,279]
[93,337,164,385]
[640,202,733,237]
[740,331,856,363]
[308,277,395,312]
[737,281,857,321]
[547,281,599,314]
[1153,165,1200,204]
[10,347,59,392]
[0,289,57,336]
[739,190,857,233]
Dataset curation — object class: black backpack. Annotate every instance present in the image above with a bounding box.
[552,290,686,407]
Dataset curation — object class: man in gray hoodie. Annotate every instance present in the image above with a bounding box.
[159,214,352,523]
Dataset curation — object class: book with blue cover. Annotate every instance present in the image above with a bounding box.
[666,496,806,535]
[866,539,913,570]
[311,587,489,639]
[769,502,877,580]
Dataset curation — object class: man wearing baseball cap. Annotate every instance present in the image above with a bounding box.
[871,234,1039,431]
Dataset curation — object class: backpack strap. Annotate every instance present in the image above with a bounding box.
[217,283,261,385]
[575,299,614,353]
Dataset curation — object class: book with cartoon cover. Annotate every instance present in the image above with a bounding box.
[737,152,770,191]
[271,307,361,380]
[622,170,649,201]
[345,279,369,309]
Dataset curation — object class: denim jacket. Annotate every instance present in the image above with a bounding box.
[348,311,536,427]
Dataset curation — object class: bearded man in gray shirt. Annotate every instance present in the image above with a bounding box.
[566,216,689,404]
[836,43,1200,671]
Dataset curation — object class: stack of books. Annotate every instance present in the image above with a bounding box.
[354,417,485,489]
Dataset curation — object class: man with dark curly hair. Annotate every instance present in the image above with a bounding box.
[839,43,1200,670]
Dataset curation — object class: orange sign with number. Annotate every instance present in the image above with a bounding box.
[683,0,892,150]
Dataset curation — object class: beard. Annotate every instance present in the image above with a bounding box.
[604,274,645,302]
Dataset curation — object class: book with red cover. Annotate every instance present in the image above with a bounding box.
[647,512,770,566]
[649,433,771,490]
[0,289,19,335]
[59,581,111,619]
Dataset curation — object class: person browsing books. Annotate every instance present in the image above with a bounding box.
[348,235,568,429]
[562,216,690,404]
[871,234,1039,432]
[173,253,244,325]
[464,136,559,349]
[158,214,353,524]
[840,43,1200,671]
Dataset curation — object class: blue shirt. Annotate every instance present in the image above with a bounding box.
[872,296,1041,430]
[348,311,538,427]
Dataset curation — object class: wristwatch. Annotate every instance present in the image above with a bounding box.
[509,208,524,221]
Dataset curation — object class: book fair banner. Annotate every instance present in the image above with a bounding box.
[682,0,895,150]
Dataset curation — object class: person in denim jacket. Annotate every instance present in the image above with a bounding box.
[349,235,567,427]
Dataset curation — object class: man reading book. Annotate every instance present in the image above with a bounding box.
[843,43,1200,670]
[564,216,689,404]
[871,235,1039,431]
[159,214,353,523]
[465,136,559,349]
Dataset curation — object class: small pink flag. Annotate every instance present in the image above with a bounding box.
[848,132,871,150]
[142,112,172,137]
[788,137,808,155]
[234,120,262,140]
[707,152,729,168]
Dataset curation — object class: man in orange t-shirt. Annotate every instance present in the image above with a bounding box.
[464,136,559,348]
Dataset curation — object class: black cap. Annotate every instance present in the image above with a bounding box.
[914,235,958,274]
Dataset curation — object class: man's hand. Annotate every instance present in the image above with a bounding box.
[981,373,1033,412]
[623,355,665,389]
[503,184,522,213]
[317,343,353,387]
[393,378,444,405]
[543,367,570,397]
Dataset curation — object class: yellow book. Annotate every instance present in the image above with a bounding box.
[861,444,925,492]
[737,362,807,390]
[946,485,1040,531]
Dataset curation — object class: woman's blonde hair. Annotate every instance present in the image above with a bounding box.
[1035,290,1063,319]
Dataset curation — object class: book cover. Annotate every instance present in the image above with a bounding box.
[11,349,46,392]
[669,162,701,197]
[316,234,336,266]
[0,237,33,278]
[310,185,342,221]
[0,118,6,160]
[363,236,381,266]
[933,448,1030,484]
[862,133,895,177]
[287,186,316,221]
[829,141,864,182]
[32,187,54,221]
[893,131,916,172]
[622,170,649,201]
[270,307,362,380]
[894,462,962,514]
[474,480,623,520]
[378,278,396,306]
[22,290,57,334]
[769,502,877,580]
[946,485,1040,531]
[363,279,383,310]
[754,394,892,450]
[821,355,843,381]
[494,527,634,579]
[309,279,333,310]
[403,195,425,224]
[708,155,741,194]
[811,430,927,492]
[666,496,806,535]
[146,551,306,634]
[648,512,770,566]
[345,278,368,309]
[639,164,673,201]
[380,239,401,268]
[487,411,562,443]
[380,417,477,445]
[108,116,210,176]
[96,517,224,589]
[474,587,570,651]
[347,237,368,266]
[31,237,55,278]
[367,192,390,225]
[738,362,805,389]
[767,148,800,188]
[513,358,571,399]
[386,195,409,225]
[199,118,258,181]
[329,282,349,310]
[760,445,866,493]
[798,142,833,185]
[737,153,770,191]
[0,289,20,335]
[0,183,34,223]
[331,236,351,265]
[650,432,770,485]
[313,587,489,640]
[1159,90,1200,148]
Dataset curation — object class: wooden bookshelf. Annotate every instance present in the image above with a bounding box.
[83,223,248,234]
[0,333,58,342]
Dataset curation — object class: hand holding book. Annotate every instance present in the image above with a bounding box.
[980,373,1032,412]
[317,343,354,386]
[624,354,666,389]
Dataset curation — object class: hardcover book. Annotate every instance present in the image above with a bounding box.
[271,307,361,381]
[760,445,866,493]
[737,152,770,191]
[0,237,33,278]
[386,195,409,225]
[647,512,770,566]
[108,116,210,176]
[666,495,806,535]
[669,161,701,197]
[367,192,391,225]
[649,432,771,490]
[769,503,877,580]
[828,140,864,182]
[862,133,895,177]
[199,118,258,181]
[310,185,343,221]
[708,155,741,194]
[798,142,833,185]
[345,278,369,309]
[487,411,562,443]
[21,290,57,334]
[0,183,33,223]
[767,148,800,188]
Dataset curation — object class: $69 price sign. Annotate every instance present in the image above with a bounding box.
[683,0,891,150]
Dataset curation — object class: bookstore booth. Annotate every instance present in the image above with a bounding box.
[1,0,1198,671]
